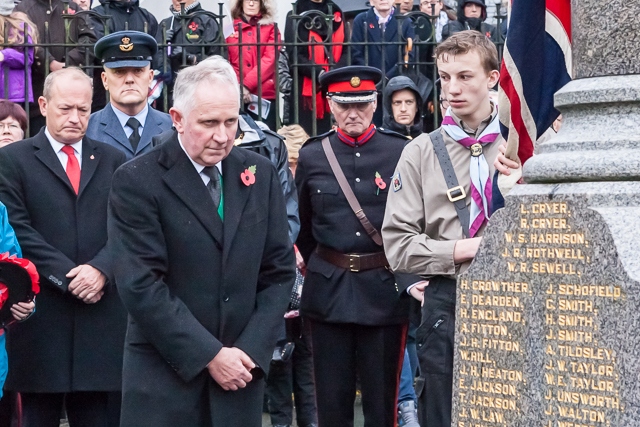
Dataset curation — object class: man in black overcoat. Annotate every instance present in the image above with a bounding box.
[108,56,295,427]
[0,68,127,427]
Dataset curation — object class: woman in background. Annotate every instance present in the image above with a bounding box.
[0,100,27,148]
[0,0,37,104]
[226,0,279,130]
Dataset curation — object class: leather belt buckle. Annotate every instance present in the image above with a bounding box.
[348,254,361,272]
[447,185,466,202]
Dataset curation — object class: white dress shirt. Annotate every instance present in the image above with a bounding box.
[177,134,222,185]
[45,128,83,170]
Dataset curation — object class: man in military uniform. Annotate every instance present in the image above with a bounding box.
[382,31,502,427]
[87,31,173,160]
[295,65,416,427]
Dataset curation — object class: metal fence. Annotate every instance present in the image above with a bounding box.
[0,2,505,136]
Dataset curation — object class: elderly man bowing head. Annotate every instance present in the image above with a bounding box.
[109,56,295,427]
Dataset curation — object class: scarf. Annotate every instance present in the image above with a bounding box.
[170,1,201,16]
[302,11,344,119]
[441,107,500,237]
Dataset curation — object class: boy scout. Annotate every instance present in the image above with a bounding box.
[382,31,502,427]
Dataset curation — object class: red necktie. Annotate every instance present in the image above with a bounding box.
[61,145,80,194]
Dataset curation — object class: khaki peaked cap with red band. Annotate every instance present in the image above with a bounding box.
[319,65,382,103]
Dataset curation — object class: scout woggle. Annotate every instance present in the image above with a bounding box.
[241,165,257,186]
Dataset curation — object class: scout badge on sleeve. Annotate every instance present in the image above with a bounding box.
[0,252,40,327]
[392,171,402,192]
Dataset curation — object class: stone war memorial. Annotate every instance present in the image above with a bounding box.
[451,2,640,427]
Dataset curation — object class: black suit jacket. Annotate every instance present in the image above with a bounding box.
[109,131,295,426]
[0,130,127,392]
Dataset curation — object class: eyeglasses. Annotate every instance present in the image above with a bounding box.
[0,122,21,131]
[243,0,257,3]
[440,99,450,108]
[331,102,373,113]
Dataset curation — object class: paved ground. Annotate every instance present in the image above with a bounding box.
[60,399,366,426]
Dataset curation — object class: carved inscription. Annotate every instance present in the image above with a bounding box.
[455,201,625,427]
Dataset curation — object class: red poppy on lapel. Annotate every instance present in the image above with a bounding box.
[241,165,257,186]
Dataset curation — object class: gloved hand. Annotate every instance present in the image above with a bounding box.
[164,28,175,42]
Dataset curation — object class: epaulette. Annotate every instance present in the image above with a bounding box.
[377,127,411,141]
[301,129,336,147]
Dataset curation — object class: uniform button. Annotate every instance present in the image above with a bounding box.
[356,152,361,157]
[356,232,361,237]
[223,295,230,302]
[355,178,360,182]
[317,189,321,193]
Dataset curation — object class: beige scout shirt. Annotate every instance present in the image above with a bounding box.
[382,108,503,280]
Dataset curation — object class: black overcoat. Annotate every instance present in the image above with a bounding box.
[108,132,295,427]
[0,130,128,392]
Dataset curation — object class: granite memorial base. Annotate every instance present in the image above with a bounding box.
[452,183,640,427]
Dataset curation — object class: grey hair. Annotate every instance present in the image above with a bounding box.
[43,67,93,100]
[172,55,240,115]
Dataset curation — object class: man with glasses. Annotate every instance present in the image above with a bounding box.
[420,0,449,42]
[295,65,418,427]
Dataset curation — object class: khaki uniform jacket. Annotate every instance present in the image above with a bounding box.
[382,109,502,279]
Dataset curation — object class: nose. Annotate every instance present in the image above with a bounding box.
[447,79,462,96]
[211,123,229,144]
[68,108,81,124]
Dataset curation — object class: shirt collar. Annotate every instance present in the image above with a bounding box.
[177,134,222,175]
[336,124,376,147]
[111,103,149,130]
[45,127,83,156]
[451,100,497,137]
[373,7,394,25]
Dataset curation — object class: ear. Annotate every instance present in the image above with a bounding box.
[101,71,109,91]
[488,69,500,88]
[38,96,48,117]
[372,98,377,113]
[147,68,154,83]
[169,107,184,134]
[327,97,336,115]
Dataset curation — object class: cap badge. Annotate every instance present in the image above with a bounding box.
[119,36,134,52]
[350,77,361,88]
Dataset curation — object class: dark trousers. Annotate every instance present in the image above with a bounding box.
[267,317,317,426]
[20,391,121,427]
[307,319,406,427]
[416,276,456,427]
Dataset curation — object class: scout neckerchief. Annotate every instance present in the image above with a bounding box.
[441,105,500,237]
[303,11,344,119]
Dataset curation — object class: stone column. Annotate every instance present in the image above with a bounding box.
[523,0,640,183]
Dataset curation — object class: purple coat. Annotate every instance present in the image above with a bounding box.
[0,32,34,103]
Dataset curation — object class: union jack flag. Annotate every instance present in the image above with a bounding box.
[498,0,572,167]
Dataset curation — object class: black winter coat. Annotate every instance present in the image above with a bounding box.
[91,0,158,38]
[0,131,128,392]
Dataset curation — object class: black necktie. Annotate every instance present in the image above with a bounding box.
[204,166,221,208]
[126,117,141,152]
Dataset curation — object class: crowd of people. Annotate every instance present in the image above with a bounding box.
[0,0,514,427]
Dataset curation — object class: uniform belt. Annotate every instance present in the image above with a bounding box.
[315,245,389,272]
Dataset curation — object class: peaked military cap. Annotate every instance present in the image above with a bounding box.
[94,30,158,69]
[319,66,382,103]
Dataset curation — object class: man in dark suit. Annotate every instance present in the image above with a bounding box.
[108,55,295,427]
[86,31,173,160]
[0,68,127,427]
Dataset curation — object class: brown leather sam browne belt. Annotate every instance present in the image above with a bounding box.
[316,245,389,272]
